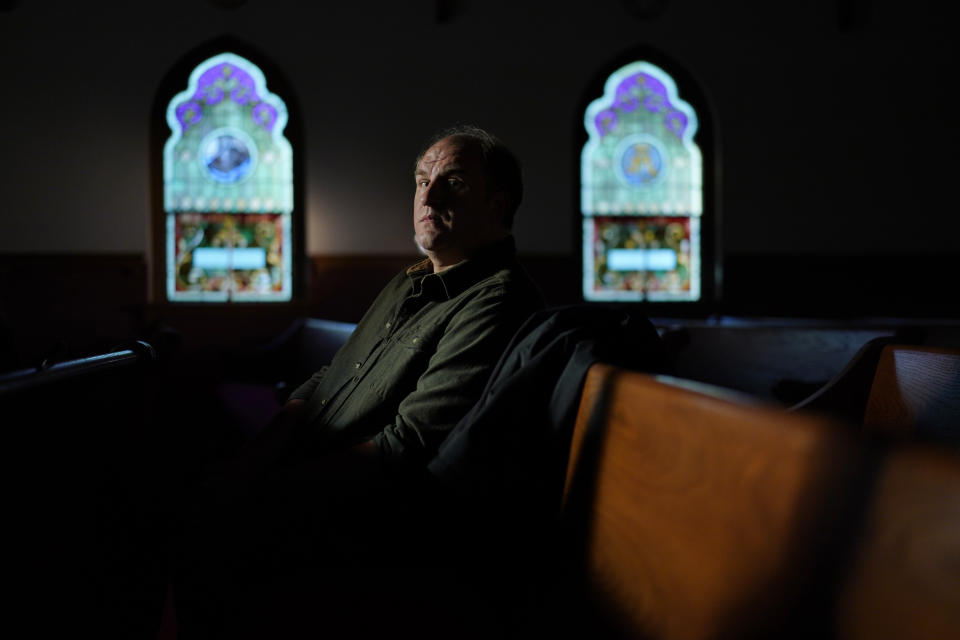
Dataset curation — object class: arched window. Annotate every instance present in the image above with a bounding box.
[160,50,296,303]
[581,57,712,307]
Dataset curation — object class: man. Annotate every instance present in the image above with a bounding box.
[173,125,544,636]
[223,125,543,480]
[279,124,543,470]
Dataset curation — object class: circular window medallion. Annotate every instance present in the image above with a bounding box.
[615,134,669,187]
[199,127,258,183]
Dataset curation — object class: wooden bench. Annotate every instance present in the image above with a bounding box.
[556,363,960,640]
[158,349,960,639]
[1,339,169,637]
[861,344,960,441]
[838,444,960,640]
[791,342,960,443]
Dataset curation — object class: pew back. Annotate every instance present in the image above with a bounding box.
[1,340,167,636]
[837,445,960,640]
[562,363,960,640]
[863,344,960,441]
[564,364,860,639]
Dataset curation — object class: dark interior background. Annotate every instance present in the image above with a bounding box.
[1,0,957,392]
[3,5,958,636]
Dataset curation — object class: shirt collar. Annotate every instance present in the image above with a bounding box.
[406,236,517,300]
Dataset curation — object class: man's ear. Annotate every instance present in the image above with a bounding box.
[487,191,509,226]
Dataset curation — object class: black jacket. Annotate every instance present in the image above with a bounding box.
[428,304,670,529]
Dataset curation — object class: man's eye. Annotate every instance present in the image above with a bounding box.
[447,178,463,188]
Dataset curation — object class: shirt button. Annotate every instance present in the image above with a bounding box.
[412,337,419,344]
[385,322,391,328]
[354,362,361,369]
[321,398,327,405]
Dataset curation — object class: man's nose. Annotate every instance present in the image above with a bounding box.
[422,181,447,207]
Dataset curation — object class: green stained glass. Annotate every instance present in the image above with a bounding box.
[582,61,703,302]
[163,52,293,302]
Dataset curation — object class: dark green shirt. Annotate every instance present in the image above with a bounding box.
[288,236,544,469]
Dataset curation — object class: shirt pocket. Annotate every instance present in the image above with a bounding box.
[368,327,435,400]
[395,328,431,351]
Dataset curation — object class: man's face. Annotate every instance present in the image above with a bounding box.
[413,136,505,271]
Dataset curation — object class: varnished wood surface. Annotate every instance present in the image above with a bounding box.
[837,446,960,640]
[564,364,857,640]
[564,362,614,504]
[863,345,960,439]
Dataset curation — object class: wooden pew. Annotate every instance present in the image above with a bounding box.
[837,444,960,640]
[791,342,960,443]
[861,344,960,441]
[557,363,960,640]
[1,339,169,637]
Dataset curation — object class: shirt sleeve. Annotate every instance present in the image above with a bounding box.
[287,366,328,403]
[373,287,528,470]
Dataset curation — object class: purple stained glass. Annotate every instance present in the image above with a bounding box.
[595,108,619,136]
[615,78,641,112]
[635,73,668,98]
[194,63,261,107]
[174,59,280,133]
[175,101,203,131]
[602,71,687,139]
[252,102,278,132]
[231,85,253,104]
[642,92,663,113]
[615,73,669,112]
[199,82,224,105]
[664,109,688,138]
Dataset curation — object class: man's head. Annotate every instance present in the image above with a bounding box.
[413,125,522,271]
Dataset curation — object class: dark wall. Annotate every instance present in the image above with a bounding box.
[0,0,957,366]
[1,1,956,257]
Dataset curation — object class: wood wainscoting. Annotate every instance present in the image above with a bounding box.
[306,252,582,322]
[0,252,579,372]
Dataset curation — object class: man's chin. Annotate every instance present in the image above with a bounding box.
[414,234,447,255]
[413,235,428,256]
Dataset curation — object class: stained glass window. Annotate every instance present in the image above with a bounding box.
[163,52,293,302]
[582,60,702,303]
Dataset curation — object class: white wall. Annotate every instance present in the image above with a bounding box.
[0,0,955,258]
